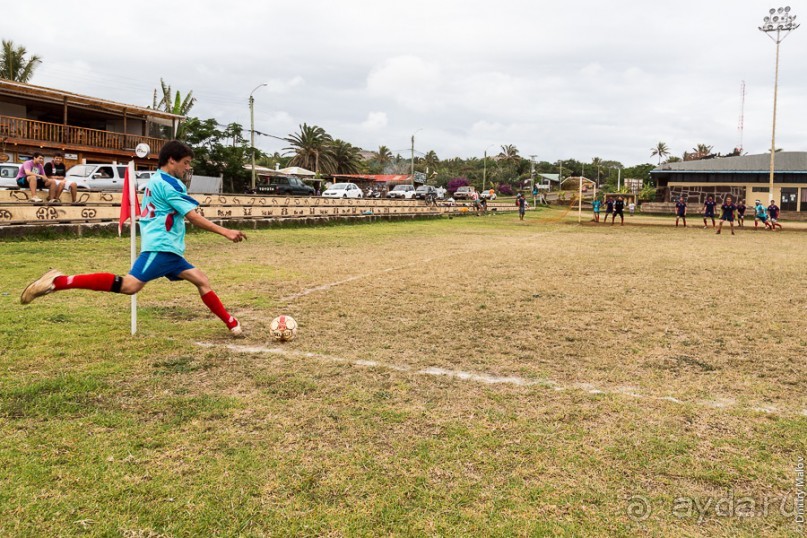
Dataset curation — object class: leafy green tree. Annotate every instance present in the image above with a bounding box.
[423,150,439,172]
[284,123,336,174]
[0,40,41,83]
[650,141,670,164]
[182,117,251,193]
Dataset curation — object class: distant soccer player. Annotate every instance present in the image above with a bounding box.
[753,200,771,230]
[674,196,687,227]
[715,195,736,235]
[20,140,247,336]
[591,198,601,222]
[768,199,783,231]
[604,197,614,223]
[702,195,716,228]
[736,199,746,227]
[612,196,625,226]
[515,192,527,221]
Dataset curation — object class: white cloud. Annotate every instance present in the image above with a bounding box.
[366,55,442,112]
[361,112,388,130]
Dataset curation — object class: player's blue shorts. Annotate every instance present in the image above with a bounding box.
[129,251,194,282]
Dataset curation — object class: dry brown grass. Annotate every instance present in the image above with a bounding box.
[2,210,806,536]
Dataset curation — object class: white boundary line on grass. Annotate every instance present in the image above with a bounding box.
[198,342,807,417]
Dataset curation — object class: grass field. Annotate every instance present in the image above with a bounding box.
[1,209,806,537]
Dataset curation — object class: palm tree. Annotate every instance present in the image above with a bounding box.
[423,150,439,172]
[498,144,520,163]
[692,144,713,159]
[0,40,42,83]
[591,157,604,182]
[374,145,392,164]
[331,139,363,174]
[152,79,196,138]
[650,142,670,165]
[283,123,336,174]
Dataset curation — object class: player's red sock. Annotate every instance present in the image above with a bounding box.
[53,273,118,292]
[201,291,238,329]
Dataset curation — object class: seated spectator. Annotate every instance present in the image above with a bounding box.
[15,152,54,203]
[45,153,79,204]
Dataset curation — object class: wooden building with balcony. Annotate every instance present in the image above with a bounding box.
[0,80,183,169]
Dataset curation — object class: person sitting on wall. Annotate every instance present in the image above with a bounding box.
[45,153,79,205]
[15,152,55,203]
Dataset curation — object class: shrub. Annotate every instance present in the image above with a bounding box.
[447,177,469,194]
[497,183,514,196]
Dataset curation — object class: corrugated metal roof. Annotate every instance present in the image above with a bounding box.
[0,79,183,123]
[652,152,807,173]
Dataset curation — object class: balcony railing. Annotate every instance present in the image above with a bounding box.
[0,115,167,156]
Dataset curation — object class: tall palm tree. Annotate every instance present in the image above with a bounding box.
[0,40,42,83]
[423,150,439,172]
[152,78,196,138]
[283,123,336,174]
[650,142,670,164]
[331,139,363,174]
[374,145,393,166]
[498,144,520,163]
[692,143,714,159]
[591,156,603,181]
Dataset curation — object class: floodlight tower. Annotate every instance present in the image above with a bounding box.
[759,6,799,202]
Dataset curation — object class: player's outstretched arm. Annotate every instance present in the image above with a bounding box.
[185,210,246,242]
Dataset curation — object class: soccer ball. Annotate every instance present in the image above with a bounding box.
[269,315,298,342]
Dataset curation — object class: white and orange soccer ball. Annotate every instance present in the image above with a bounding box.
[269,315,298,342]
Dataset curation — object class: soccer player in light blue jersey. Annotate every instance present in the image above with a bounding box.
[21,141,247,336]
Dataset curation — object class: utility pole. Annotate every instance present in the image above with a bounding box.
[249,83,268,191]
[529,154,537,206]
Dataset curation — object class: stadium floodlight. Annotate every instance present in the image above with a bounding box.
[759,7,799,201]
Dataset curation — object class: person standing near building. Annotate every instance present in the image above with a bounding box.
[591,198,601,222]
[628,200,636,216]
[20,140,247,336]
[715,195,737,235]
[674,196,687,227]
[702,195,717,228]
[612,196,625,226]
[768,199,782,231]
[736,199,747,227]
[515,192,527,221]
[604,196,614,223]
[15,152,55,203]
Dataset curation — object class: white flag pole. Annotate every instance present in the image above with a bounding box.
[128,160,137,335]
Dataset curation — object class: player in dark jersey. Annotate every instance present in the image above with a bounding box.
[612,196,625,226]
[768,200,782,231]
[715,195,737,235]
[736,199,746,227]
[702,195,717,228]
[604,197,614,223]
[674,196,687,227]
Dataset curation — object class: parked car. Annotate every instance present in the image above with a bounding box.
[65,164,130,191]
[453,186,477,200]
[387,185,416,199]
[479,189,497,200]
[322,182,363,198]
[0,163,22,188]
[414,185,439,200]
[257,175,315,196]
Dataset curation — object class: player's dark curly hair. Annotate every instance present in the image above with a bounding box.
[158,140,194,167]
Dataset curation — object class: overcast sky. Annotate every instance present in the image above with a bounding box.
[7,1,806,166]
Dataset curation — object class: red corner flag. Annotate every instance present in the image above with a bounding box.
[119,167,140,236]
